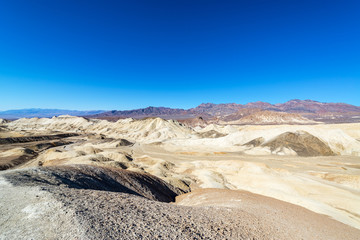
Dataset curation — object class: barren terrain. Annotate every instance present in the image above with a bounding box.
[1,116,360,239]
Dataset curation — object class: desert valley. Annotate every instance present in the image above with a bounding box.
[2,0,360,238]
[1,100,360,239]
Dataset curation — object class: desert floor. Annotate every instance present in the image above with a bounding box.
[1,117,360,239]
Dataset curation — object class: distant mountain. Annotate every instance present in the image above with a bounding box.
[2,100,360,124]
[274,99,360,113]
[190,99,360,115]
[95,106,197,120]
[189,103,243,116]
[90,99,360,124]
[0,109,105,119]
[244,101,274,109]
[221,108,263,122]
[223,110,317,125]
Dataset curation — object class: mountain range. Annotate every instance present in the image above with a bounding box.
[0,109,105,119]
[89,99,360,123]
[1,100,360,123]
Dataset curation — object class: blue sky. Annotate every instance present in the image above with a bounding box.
[0,0,359,110]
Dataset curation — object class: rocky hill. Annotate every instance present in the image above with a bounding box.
[88,99,360,123]
[178,116,208,127]
[224,110,317,125]
[5,115,194,143]
[274,99,360,113]
[189,103,243,116]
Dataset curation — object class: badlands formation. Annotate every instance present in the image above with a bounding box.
[1,115,360,239]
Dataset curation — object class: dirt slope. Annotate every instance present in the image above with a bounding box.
[176,188,360,240]
[2,164,179,202]
[1,165,359,239]
[263,131,335,156]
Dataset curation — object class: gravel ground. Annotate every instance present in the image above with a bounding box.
[1,165,359,239]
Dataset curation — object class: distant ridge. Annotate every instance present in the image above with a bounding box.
[0,108,105,119]
[1,100,360,123]
[88,99,360,124]
[97,106,194,120]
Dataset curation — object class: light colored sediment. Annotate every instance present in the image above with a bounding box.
[0,176,85,239]
[1,116,360,236]
[4,116,360,156]
[130,143,360,230]
[21,136,359,230]
[164,123,360,156]
[5,115,195,143]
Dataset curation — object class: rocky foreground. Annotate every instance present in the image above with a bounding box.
[1,165,359,240]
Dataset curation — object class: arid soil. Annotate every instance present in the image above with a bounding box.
[0,116,360,239]
[176,188,360,240]
[1,165,359,240]
[0,133,79,170]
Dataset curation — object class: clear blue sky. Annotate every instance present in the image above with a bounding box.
[0,0,359,110]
